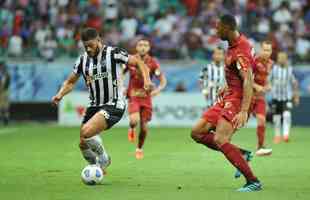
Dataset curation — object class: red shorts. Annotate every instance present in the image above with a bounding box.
[252,97,266,116]
[202,96,242,127]
[128,97,152,122]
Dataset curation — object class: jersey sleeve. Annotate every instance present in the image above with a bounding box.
[113,47,129,64]
[199,66,207,81]
[73,55,83,75]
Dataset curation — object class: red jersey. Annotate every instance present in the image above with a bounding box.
[126,54,161,99]
[224,34,254,99]
[253,56,273,86]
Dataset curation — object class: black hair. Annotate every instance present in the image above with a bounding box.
[220,14,237,30]
[81,27,99,41]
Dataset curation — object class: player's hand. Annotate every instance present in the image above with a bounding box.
[255,85,264,93]
[232,111,248,129]
[263,84,271,92]
[144,80,154,92]
[150,88,161,97]
[123,89,127,97]
[52,94,62,106]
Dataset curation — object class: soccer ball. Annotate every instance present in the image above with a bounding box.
[81,165,104,185]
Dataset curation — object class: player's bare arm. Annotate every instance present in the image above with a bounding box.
[127,55,153,91]
[292,75,300,106]
[52,73,80,105]
[119,64,128,96]
[232,61,253,129]
[151,73,167,97]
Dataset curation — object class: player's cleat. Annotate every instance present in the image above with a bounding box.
[234,151,253,179]
[237,180,262,192]
[135,148,144,160]
[273,135,282,144]
[128,129,136,143]
[283,135,289,143]
[256,147,272,156]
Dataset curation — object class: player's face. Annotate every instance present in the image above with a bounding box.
[213,48,224,63]
[216,21,228,40]
[136,40,150,56]
[260,43,272,60]
[277,52,288,66]
[83,38,101,57]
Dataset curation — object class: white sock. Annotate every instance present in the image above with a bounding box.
[273,114,281,136]
[283,111,291,137]
[85,135,110,168]
[81,148,97,164]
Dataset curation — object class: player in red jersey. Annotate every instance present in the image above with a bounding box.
[122,39,167,159]
[190,15,262,192]
[252,41,273,156]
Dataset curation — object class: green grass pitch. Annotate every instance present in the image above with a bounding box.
[0,124,309,200]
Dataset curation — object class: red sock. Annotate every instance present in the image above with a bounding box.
[257,125,265,149]
[138,129,147,149]
[220,143,257,182]
[200,133,219,151]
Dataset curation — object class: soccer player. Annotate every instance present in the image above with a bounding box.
[270,51,299,143]
[122,39,167,159]
[52,28,152,173]
[191,15,262,192]
[252,41,273,156]
[0,60,10,126]
[199,47,225,108]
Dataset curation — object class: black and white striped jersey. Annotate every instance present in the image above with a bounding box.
[73,45,128,109]
[270,64,296,101]
[199,62,225,106]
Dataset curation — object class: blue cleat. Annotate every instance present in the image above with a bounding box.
[237,181,262,192]
[234,151,253,179]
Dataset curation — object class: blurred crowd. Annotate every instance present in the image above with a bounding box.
[0,0,310,63]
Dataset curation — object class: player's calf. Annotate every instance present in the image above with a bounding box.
[79,140,97,165]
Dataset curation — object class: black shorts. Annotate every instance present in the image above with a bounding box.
[271,100,293,115]
[82,105,125,129]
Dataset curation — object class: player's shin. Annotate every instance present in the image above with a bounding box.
[84,135,110,168]
[220,142,258,182]
[80,147,97,164]
[257,125,265,149]
[283,111,291,142]
[273,114,281,143]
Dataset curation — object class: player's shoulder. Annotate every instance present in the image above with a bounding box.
[149,56,160,67]
[110,46,128,54]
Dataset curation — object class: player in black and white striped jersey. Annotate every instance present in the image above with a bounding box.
[269,51,299,143]
[52,28,152,173]
[199,47,225,107]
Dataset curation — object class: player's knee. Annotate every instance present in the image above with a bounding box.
[129,119,138,128]
[80,125,93,139]
[191,129,201,142]
[79,139,88,149]
[213,133,227,146]
[257,116,266,126]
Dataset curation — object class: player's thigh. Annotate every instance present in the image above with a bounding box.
[214,117,234,145]
[192,118,214,134]
[81,111,108,138]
